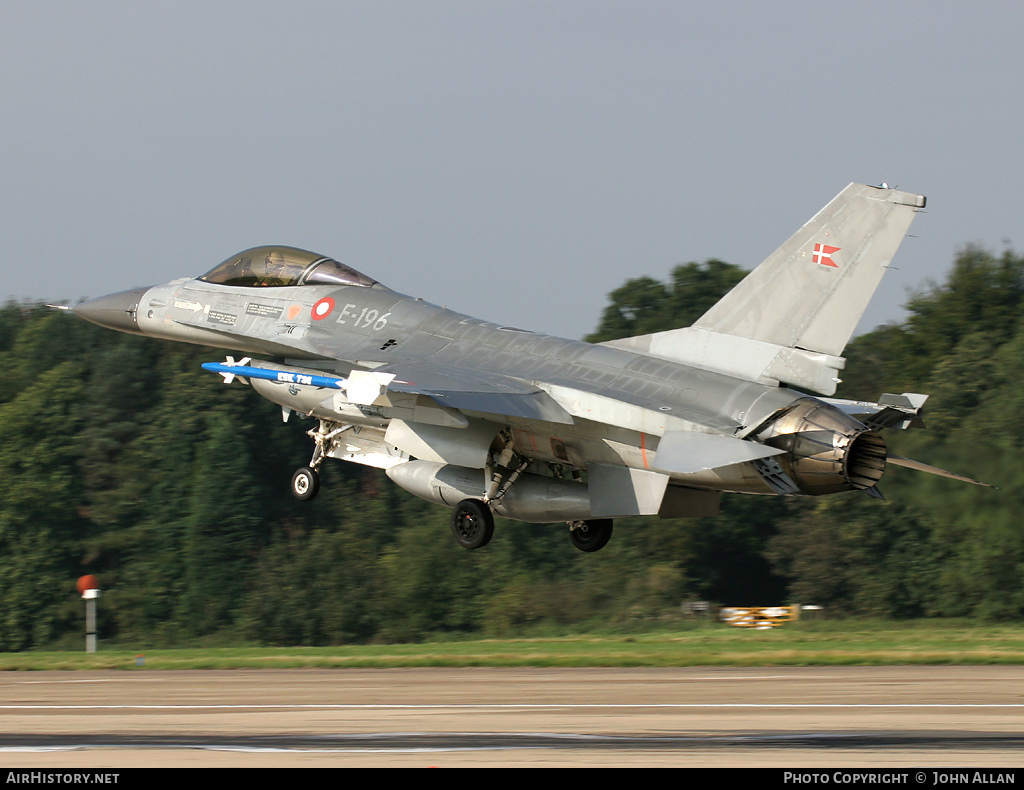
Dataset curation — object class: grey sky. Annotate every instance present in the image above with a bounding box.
[3,2,1022,340]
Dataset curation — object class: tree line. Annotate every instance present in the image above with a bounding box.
[0,246,1020,650]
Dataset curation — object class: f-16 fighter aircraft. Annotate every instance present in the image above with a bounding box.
[72,183,988,552]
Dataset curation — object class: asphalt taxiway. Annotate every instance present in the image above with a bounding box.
[1,666,1022,767]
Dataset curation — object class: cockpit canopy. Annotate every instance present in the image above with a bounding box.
[199,246,380,289]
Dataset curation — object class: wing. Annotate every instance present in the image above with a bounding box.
[381,361,575,424]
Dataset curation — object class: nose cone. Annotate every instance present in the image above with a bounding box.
[73,287,151,335]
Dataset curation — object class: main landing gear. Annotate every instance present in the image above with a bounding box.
[449,506,615,553]
[450,499,495,550]
[446,436,617,553]
[568,519,614,553]
[446,434,523,550]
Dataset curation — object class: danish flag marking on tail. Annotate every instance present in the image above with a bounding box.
[813,243,841,267]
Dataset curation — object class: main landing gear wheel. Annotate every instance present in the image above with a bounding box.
[291,466,320,501]
[569,519,613,553]
[451,499,495,550]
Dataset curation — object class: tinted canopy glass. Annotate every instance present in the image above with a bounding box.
[199,246,379,289]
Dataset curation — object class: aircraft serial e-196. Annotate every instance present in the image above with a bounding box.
[70,183,989,553]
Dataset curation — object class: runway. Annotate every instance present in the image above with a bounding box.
[1,666,1022,767]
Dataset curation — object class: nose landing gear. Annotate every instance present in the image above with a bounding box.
[291,419,352,501]
[291,466,320,500]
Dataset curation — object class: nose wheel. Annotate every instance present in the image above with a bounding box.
[291,466,320,501]
[291,419,353,501]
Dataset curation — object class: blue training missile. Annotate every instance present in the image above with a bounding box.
[202,361,346,389]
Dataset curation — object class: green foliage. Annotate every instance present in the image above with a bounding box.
[585,259,745,342]
[766,495,943,618]
[0,361,86,650]
[833,246,1024,619]
[3,244,1024,650]
[840,247,1024,400]
[688,495,795,606]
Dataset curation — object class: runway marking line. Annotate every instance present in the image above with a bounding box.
[2,709,1024,713]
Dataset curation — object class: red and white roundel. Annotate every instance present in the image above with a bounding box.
[311,297,335,320]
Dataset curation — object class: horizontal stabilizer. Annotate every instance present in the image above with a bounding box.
[887,454,996,488]
[653,431,785,475]
[822,392,928,431]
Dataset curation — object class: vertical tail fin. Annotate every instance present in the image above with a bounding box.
[694,183,926,356]
[601,184,926,395]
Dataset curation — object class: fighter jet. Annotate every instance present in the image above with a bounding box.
[72,183,988,553]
